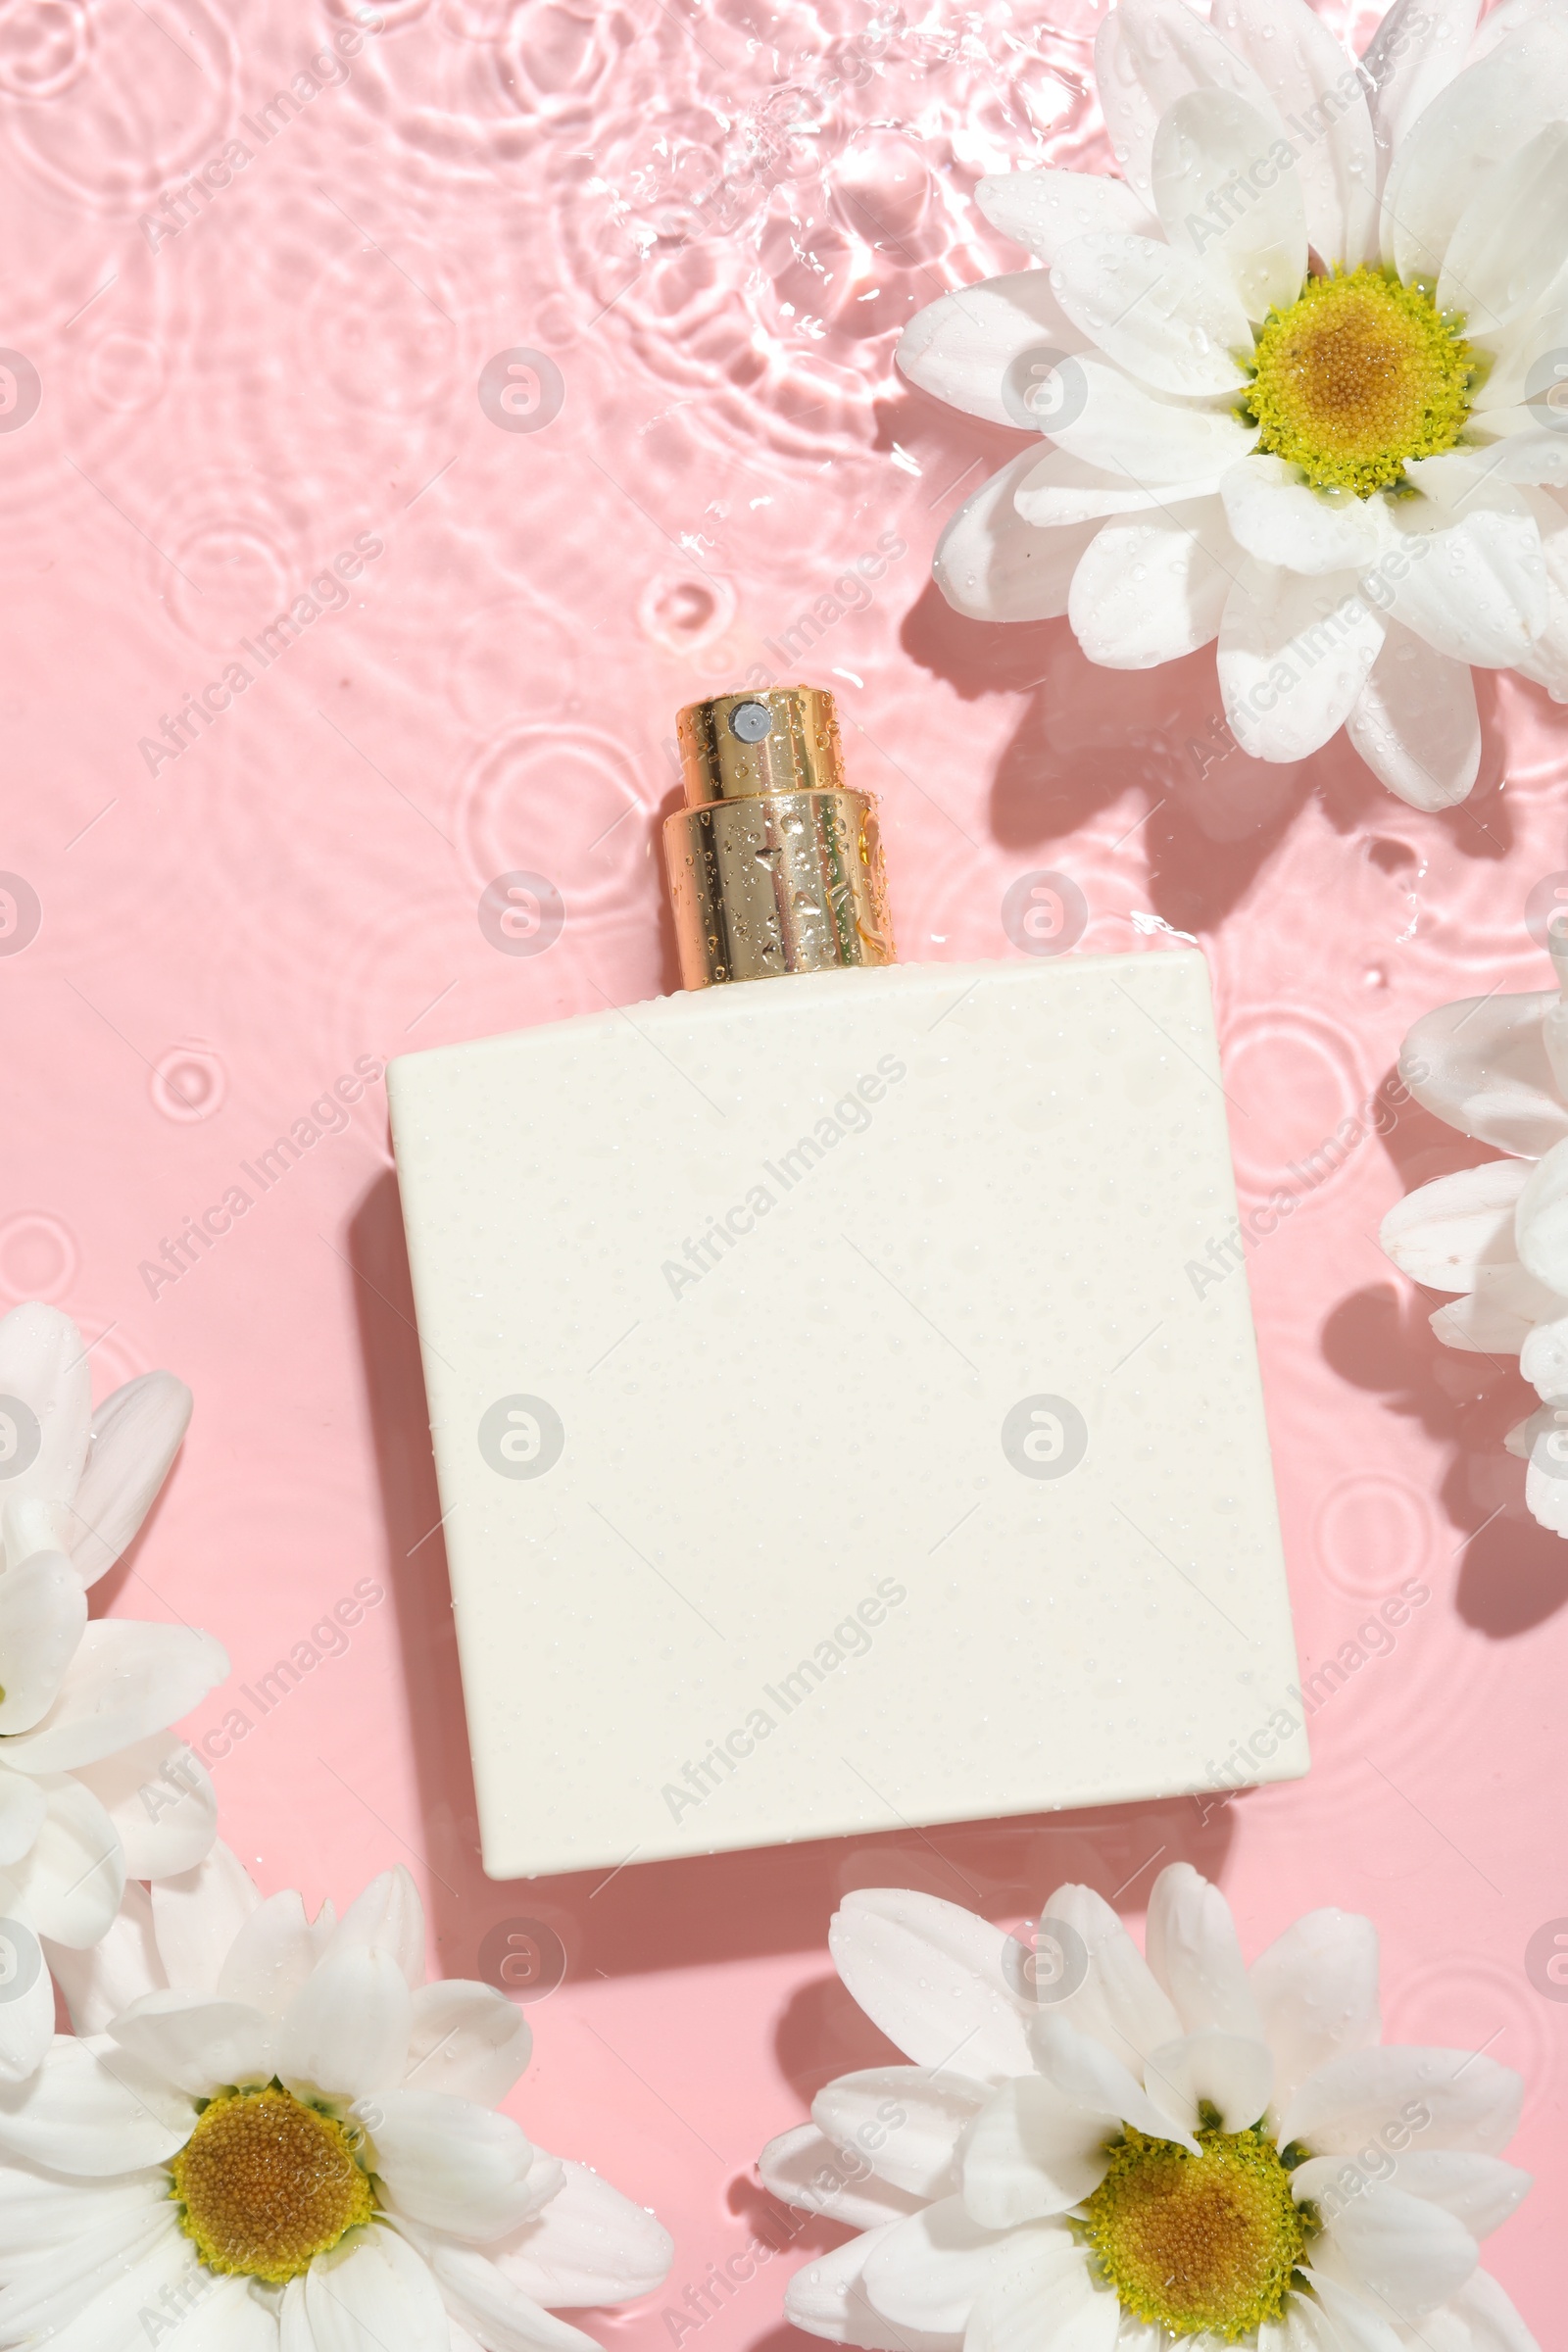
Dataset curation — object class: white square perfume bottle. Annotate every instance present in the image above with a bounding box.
[388,686,1305,1882]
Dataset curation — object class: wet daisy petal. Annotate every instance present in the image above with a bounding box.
[0,1850,670,2352]
[760,1866,1534,2352]
[904,0,1568,802]
[1152,88,1307,324]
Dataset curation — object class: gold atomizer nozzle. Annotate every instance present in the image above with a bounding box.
[663,685,896,990]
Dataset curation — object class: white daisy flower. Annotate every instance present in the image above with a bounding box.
[0,1302,227,2081]
[1380,922,1568,1534]
[2,1842,673,2349]
[900,0,1568,811]
[760,1867,1535,2349]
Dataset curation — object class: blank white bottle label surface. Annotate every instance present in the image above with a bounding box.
[388,951,1306,1882]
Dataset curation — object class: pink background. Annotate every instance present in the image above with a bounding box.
[2,0,1563,2333]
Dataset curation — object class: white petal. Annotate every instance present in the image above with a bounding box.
[1144,2028,1273,2132]
[1465,0,1554,64]
[1469,285,1568,413]
[152,2271,279,2352]
[758,2120,926,2229]
[0,1618,229,1773]
[404,1978,532,2106]
[1030,2014,1198,2149]
[1212,0,1378,264]
[0,1932,57,2086]
[0,2034,191,2173]
[302,2225,450,2352]
[1522,1405,1568,1532]
[1514,627,1568,704]
[0,2206,192,2344]
[1380,1163,1530,1294]
[1048,353,1259,478]
[1093,0,1284,201]
[1525,928,1568,1081]
[74,1729,218,1881]
[1439,123,1568,335]
[1249,1907,1381,2118]
[281,2274,317,2352]
[1399,988,1568,1155]
[861,2195,1005,2332]
[281,1947,411,2100]
[784,2219,962,2351]
[68,1370,192,1589]
[0,2155,166,2257]
[1220,558,1384,759]
[1382,478,1546,667]
[0,1770,122,1947]
[369,2089,537,2241]
[1419,2266,1544,2350]
[1152,90,1307,321]
[1313,2186,1478,2320]
[1050,232,1250,396]
[897,270,1087,428]
[421,2238,602,2352]
[153,1838,263,1993]
[1516,483,1568,700]
[1016,445,1225,525]
[1282,2045,1522,2155]
[0,1553,85,1737]
[814,2065,989,2199]
[1520,1311,1568,1397]
[1379,24,1568,284]
[109,1988,277,2094]
[1221,457,1392,575]
[1360,0,1480,168]
[976,172,1158,265]
[968,2236,1114,2352]
[1034,1884,1181,2065]
[491,2158,672,2304]
[1515,1130,1568,1289]
[935,453,1102,622]
[0,2184,165,2328]
[1069,498,1238,667]
[1458,428,1568,493]
[1118,2323,1173,2352]
[0,1304,91,1537]
[962,2076,1110,2225]
[1430,1264,1568,1352]
[326,1866,425,1988]
[0,1765,45,1868]
[1293,2149,1531,2238]
[217,1888,335,2017]
[1346,622,1481,809]
[1145,1863,1263,2038]
[1296,2270,1407,2348]
[1512,1393,1568,1455]
[45,1877,166,2033]
[828,1889,1035,2081]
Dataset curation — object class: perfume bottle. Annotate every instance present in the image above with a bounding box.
[388,686,1303,1883]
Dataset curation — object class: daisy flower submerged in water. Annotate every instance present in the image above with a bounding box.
[0,1302,227,2082]
[901,0,1568,810]
[760,1867,1536,2349]
[1380,916,1568,1535]
[0,1845,672,2350]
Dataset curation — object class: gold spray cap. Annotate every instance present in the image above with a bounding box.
[663,686,895,990]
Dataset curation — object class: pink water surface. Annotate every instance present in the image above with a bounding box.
[2,0,1564,2332]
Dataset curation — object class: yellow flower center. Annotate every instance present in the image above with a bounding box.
[1082,2121,1309,2341]
[1242,266,1474,497]
[169,2085,375,2284]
